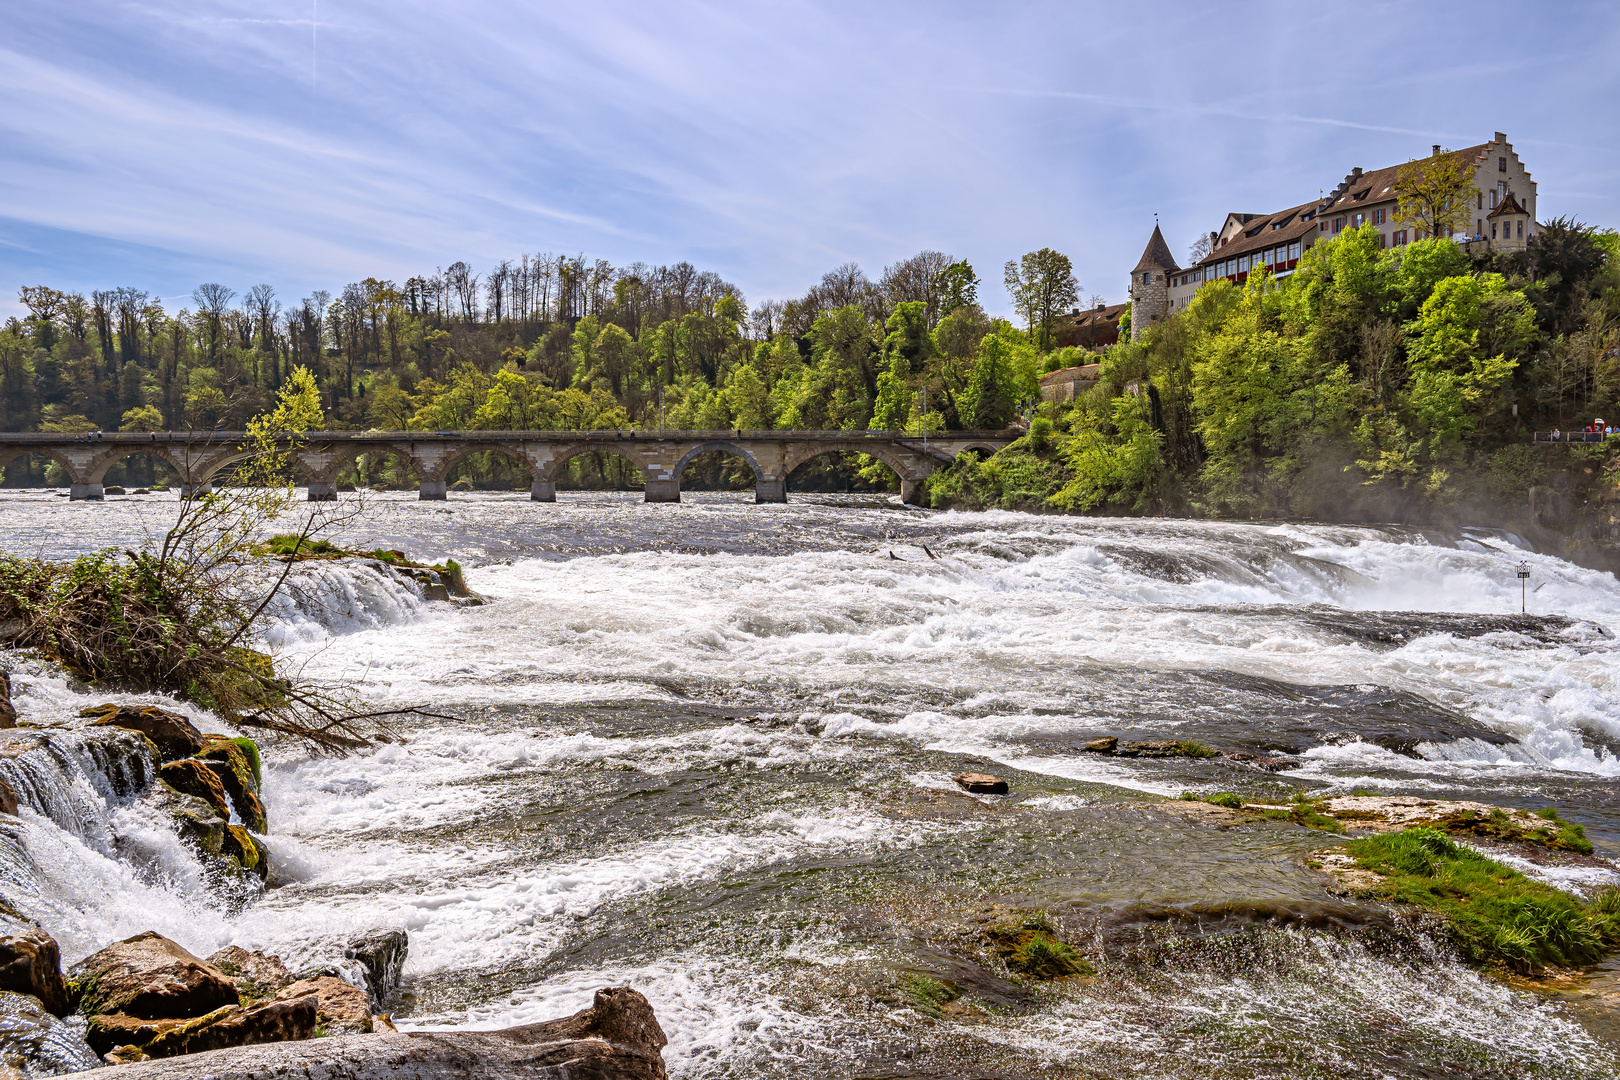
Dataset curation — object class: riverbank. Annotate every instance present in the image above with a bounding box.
[922,433,1620,576]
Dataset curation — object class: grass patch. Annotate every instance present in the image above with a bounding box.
[259,533,345,557]
[1435,805,1594,855]
[897,973,958,1018]
[1179,791,1245,809]
[986,912,1093,979]
[1171,740,1218,758]
[1346,827,1620,972]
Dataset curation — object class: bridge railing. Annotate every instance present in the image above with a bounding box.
[1531,431,1614,445]
[0,428,1015,444]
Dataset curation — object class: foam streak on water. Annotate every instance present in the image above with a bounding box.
[3,491,1619,1077]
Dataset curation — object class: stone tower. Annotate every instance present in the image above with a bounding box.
[1129,224,1180,342]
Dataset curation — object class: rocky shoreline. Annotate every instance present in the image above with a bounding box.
[0,678,670,1077]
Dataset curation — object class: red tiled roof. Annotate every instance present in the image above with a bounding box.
[1188,143,1493,270]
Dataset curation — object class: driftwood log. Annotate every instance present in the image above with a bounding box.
[113,986,668,1080]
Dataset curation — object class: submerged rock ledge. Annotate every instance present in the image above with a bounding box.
[110,986,669,1080]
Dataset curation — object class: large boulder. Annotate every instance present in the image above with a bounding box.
[344,928,408,1008]
[102,986,667,1079]
[158,761,231,821]
[0,928,69,1017]
[82,704,204,761]
[195,739,267,833]
[70,931,238,1021]
[275,976,373,1034]
[87,994,317,1057]
[0,990,101,1074]
[204,947,295,1004]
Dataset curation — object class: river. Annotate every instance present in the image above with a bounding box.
[4,488,1620,1078]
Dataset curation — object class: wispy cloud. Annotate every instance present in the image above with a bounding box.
[0,0,1615,319]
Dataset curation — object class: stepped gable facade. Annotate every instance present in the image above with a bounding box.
[1131,132,1538,324]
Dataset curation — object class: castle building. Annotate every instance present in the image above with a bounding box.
[1129,132,1537,340]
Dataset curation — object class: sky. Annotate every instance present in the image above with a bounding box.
[2,0,1618,323]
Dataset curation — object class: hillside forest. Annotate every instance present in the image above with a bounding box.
[0,250,1077,491]
[4,224,1619,546]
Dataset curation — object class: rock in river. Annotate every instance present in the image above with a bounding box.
[0,990,101,1075]
[83,704,204,762]
[88,995,317,1058]
[100,985,668,1080]
[344,927,408,1008]
[274,977,373,1034]
[0,928,70,1018]
[954,773,1009,795]
[70,931,238,1022]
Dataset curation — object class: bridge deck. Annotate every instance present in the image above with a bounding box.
[0,429,1015,503]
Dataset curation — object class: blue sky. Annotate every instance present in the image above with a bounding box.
[3,1,1617,322]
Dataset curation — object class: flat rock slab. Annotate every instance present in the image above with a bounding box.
[953,773,1008,795]
[108,987,668,1080]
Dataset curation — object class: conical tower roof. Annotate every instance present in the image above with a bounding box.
[1132,224,1180,273]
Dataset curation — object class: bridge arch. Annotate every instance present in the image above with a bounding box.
[673,441,764,482]
[434,443,538,488]
[0,446,84,486]
[780,441,925,486]
[781,441,933,505]
[534,442,647,501]
[85,445,187,485]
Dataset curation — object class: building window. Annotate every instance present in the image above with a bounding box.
[1499,156,1507,172]
[1477,218,1483,236]
[1518,220,1524,239]
[1490,190,1497,208]
[1492,223,1498,239]
[1379,233,1387,249]
[1373,208,1385,225]
[1478,192,1484,209]
[1238,255,1249,272]
[1499,180,1507,199]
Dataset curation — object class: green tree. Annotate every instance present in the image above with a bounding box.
[1003,249,1079,349]
[1392,150,1474,240]
[959,334,1017,429]
[937,261,979,317]
[120,404,165,432]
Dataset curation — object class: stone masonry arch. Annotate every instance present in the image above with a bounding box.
[779,440,934,504]
[85,445,187,486]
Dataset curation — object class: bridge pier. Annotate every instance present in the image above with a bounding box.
[644,479,681,503]
[755,478,787,504]
[69,483,104,501]
[900,478,928,506]
[419,481,448,501]
[307,482,338,502]
[530,480,556,502]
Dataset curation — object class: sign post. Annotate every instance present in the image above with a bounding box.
[1517,560,1531,613]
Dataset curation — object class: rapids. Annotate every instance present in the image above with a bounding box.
[3,487,1620,1078]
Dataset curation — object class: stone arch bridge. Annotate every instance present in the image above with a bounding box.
[0,430,1014,504]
